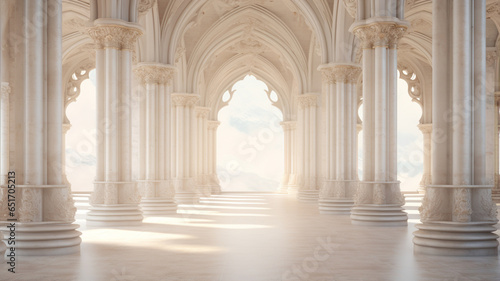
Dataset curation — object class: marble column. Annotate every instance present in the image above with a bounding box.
[414,0,498,256]
[350,15,408,226]
[208,121,221,194]
[279,121,296,194]
[85,19,144,226]
[0,0,81,255]
[134,63,177,215]
[318,63,361,214]
[195,107,211,196]
[297,94,319,201]
[287,121,298,192]
[171,94,200,204]
[417,123,432,193]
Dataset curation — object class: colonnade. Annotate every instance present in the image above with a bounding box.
[0,0,499,259]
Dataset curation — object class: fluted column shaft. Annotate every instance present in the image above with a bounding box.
[414,0,498,256]
[86,18,143,226]
[0,0,80,256]
[417,124,432,193]
[318,64,361,214]
[297,94,319,201]
[207,121,221,194]
[134,63,177,215]
[195,107,211,196]
[350,15,408,226]
[171,94,200,204]
[280,121,296,193]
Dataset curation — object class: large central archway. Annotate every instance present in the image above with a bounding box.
[217,75,284,192]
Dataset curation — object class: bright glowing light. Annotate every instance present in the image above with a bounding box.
[65,69,97,192]
[217,75,284,192]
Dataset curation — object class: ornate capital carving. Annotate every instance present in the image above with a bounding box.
[417,123,432,134]
[171,93,199,107]
[297,94,318,109]
[138,0,156,14]
[195,107,211,118]
[343,0,357,19]
[208,120,221,130]
[318,65,336,84]
[352,21,408,49]
[1,82,11,99]
[280,121,297,130]
[134,63,176,85]
[319,64,361,84]
[87,22,143,50]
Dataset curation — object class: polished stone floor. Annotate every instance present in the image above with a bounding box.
[1,193,500,281]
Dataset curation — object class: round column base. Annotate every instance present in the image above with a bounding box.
[297,190,319,202]
[350,204,408,226]
[86,204,143,227]
[413,221,499,256]
[1,222,81,256]
[319,198,354,215]
[210,186,221,195]
[140,198,177,216]
[175,192,200,204]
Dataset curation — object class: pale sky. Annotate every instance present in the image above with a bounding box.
[66,71,423,192]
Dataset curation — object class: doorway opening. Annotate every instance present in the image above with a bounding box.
[217,75,284,192]
[65,69,97,192]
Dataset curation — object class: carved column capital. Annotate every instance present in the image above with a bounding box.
[297,94,318,109]
[134,63,176,85]
[171,93,199,107]
[195,107,211,119]
[319,64,361,84]
[280,121,297,131]
[208,120,221,130]
[351,20,409,49]
[417,123,432,134]
[87,20,143,50]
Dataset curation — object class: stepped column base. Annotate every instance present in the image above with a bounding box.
[413,221,499,256]
[350,204,408,226]
[175,192,200,204]
[297,190,319,202]
[86,204,143,227]
[319,199,354,215]
[1,222,81,256]
[140,198,177,216]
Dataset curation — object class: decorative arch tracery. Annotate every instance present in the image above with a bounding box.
[64,61,96,124]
